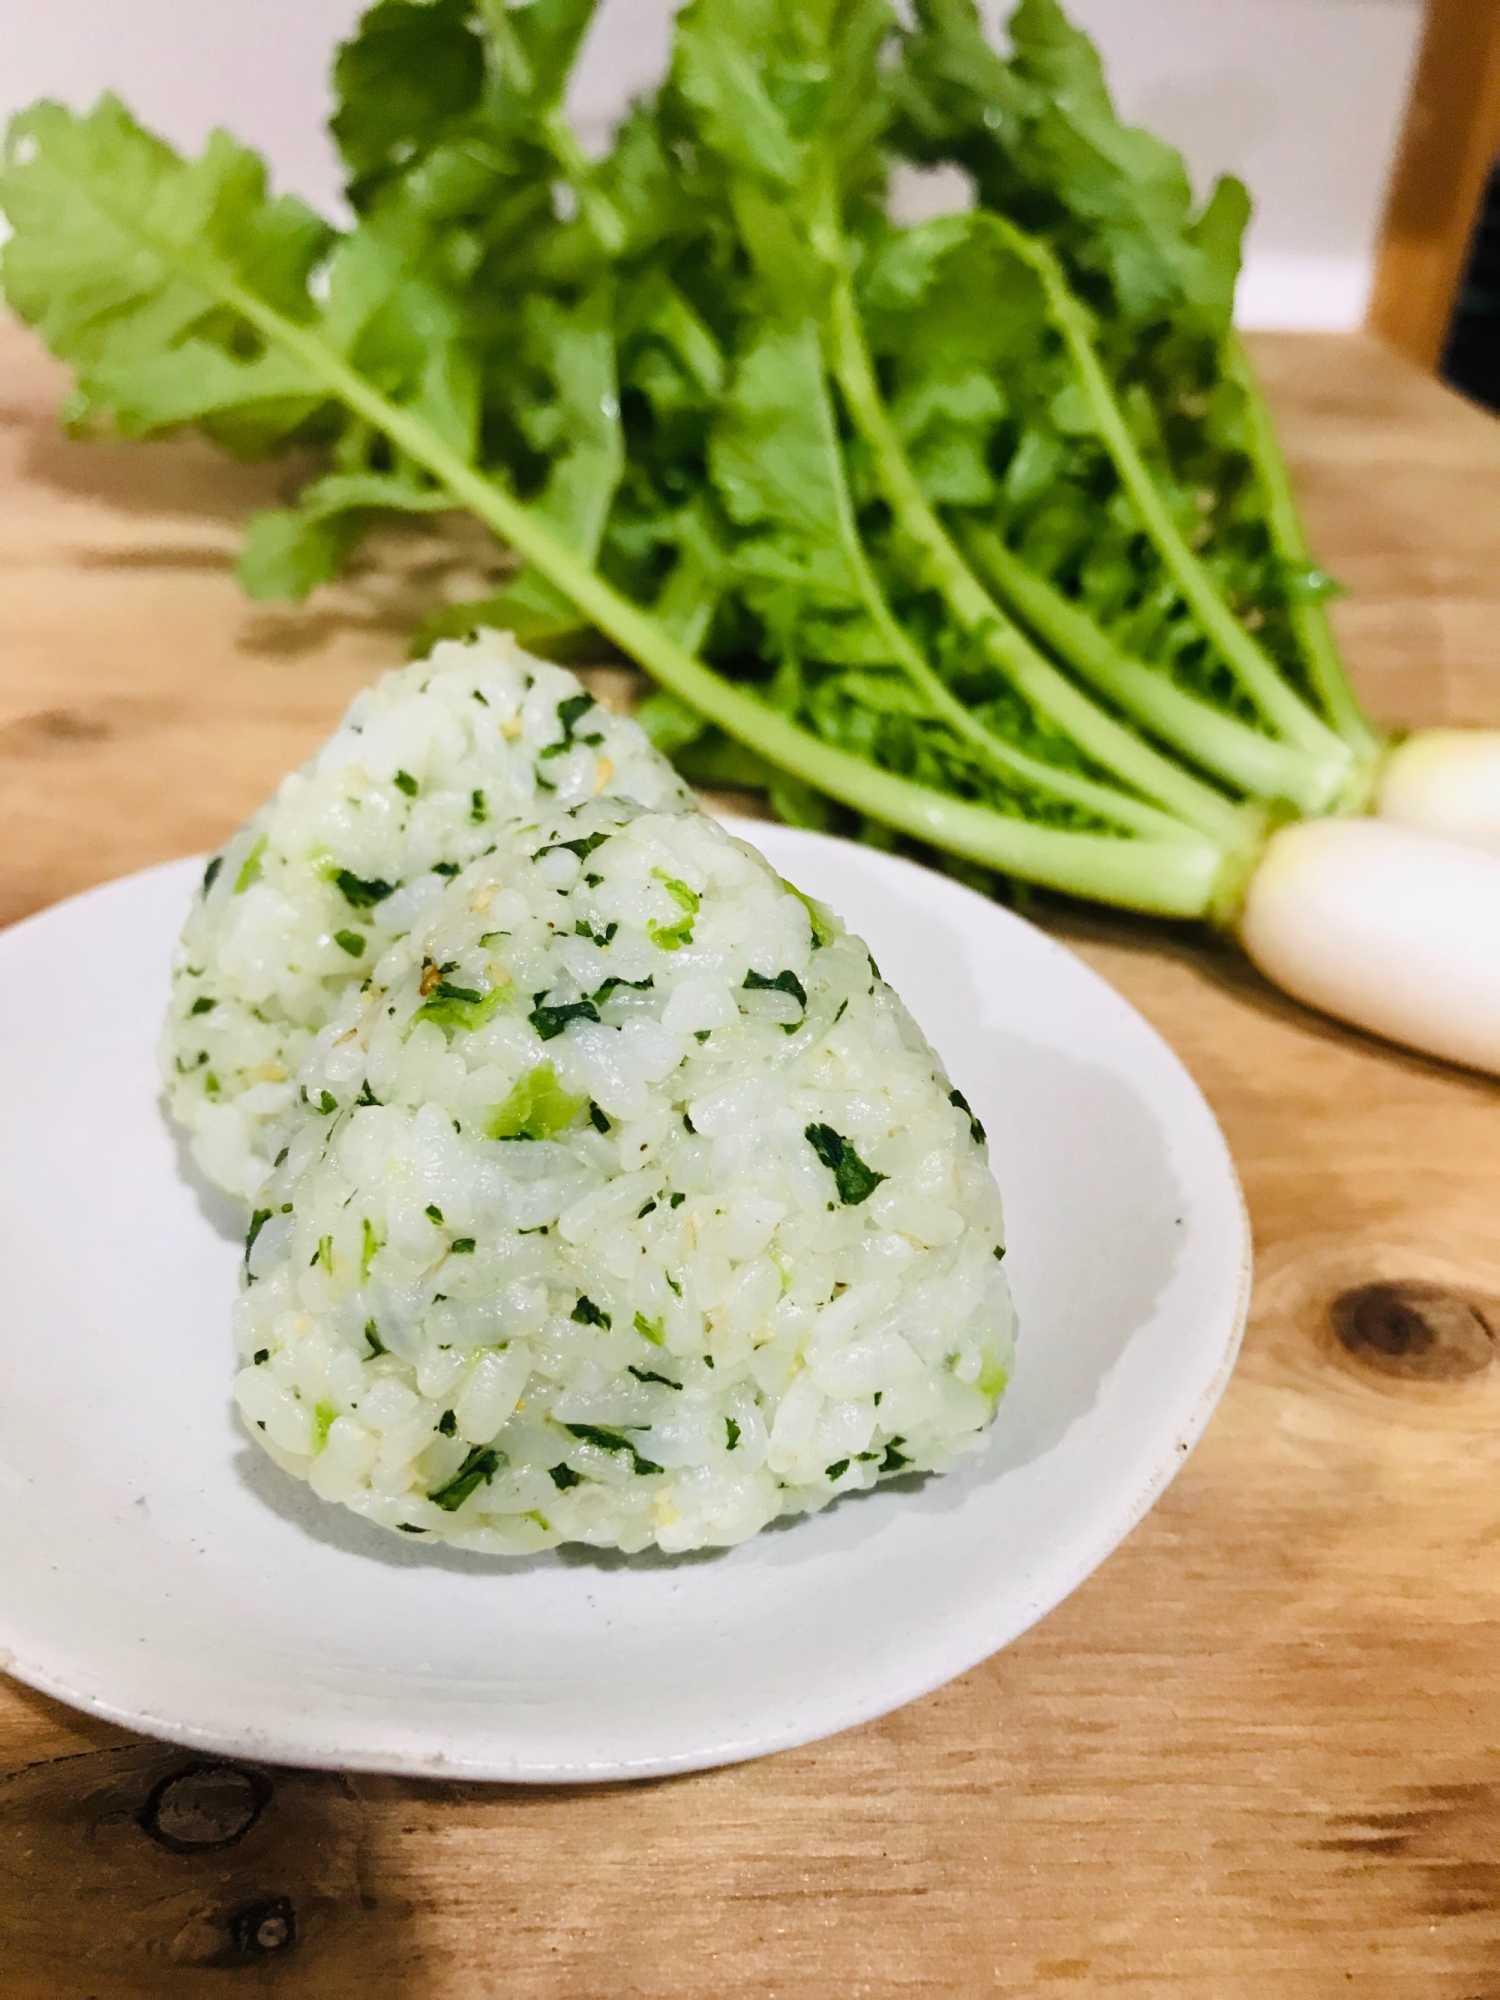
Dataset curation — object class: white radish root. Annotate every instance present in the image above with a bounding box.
[1378,729,1500,854]
[1238,818,1500,1075]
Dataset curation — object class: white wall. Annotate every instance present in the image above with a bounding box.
[1060,0,1422,330]
[0,0,1422,331]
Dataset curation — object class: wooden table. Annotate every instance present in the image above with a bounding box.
[3,315,1500,1999]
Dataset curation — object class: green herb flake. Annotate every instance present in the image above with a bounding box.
[647,869,699,950]
[637,1199,657,1219]
[428,1445,501,1512]
[363,1319,387,1357]
[540,692,597,759]
[412,976,513,1036]
[234,835,267,894]
[653,870,700,915]
[744,966,808,1029]
[189,994,217,1015]
[993,1244,1006,1262]
[253,1347,270,1366]
[438,1409,457,1436]
[726,1416,742,1451]
[979,1356,1010,1398]
[334,928,366,957]
[564,1423,662,1477]
[425,1204,444,1224]
[316,1233,333,1272]
[744,967,808,1011]
[528,995,600,1041]
[332,868,397,909]
[804,1124,887,1206]
[880,1440,911,1474]
[539,829,611,865]
[949,1088,986,1146]
[450,1237,476,1254]
[313,1401,338,1450]
[485,1061,587,1141]
[317,1090,338,1115]
[548,1462,582,1490]
[825,1457,849,1480]
[202,855,223,895]
[591,974,652,1004]
[780,879,836,949]
[669,1192,686,1208]
[396,1524,426,1535]
[470,788,487,824]
[556,691,594,737]
[588,1102,611,1133]
[633,1310,665,1346]
[361,1217,382,1279]
[393,769,418,796]
[629,1365,681,1388]
[571,1295,611,1329]
[244,1208,272,1260]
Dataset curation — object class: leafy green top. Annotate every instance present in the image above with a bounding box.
[0,0,1380,925]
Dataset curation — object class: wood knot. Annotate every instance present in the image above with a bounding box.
[1330,1281,1497,1380]
[227,1894,297,1957]
[0,706,111,751]
[139,1764,270,1852]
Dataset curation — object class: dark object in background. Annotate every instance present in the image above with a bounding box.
[1443,159,1500,415]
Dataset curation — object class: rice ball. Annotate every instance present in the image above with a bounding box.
[231,800,1014,1553]
[161,633,690,1199]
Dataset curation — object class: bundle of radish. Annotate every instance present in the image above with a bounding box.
[4,0,1497,1072]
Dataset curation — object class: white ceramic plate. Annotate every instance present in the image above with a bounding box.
[0,826,1248,1781]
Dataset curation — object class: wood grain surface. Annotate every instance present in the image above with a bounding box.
[3,315,1500,2000]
